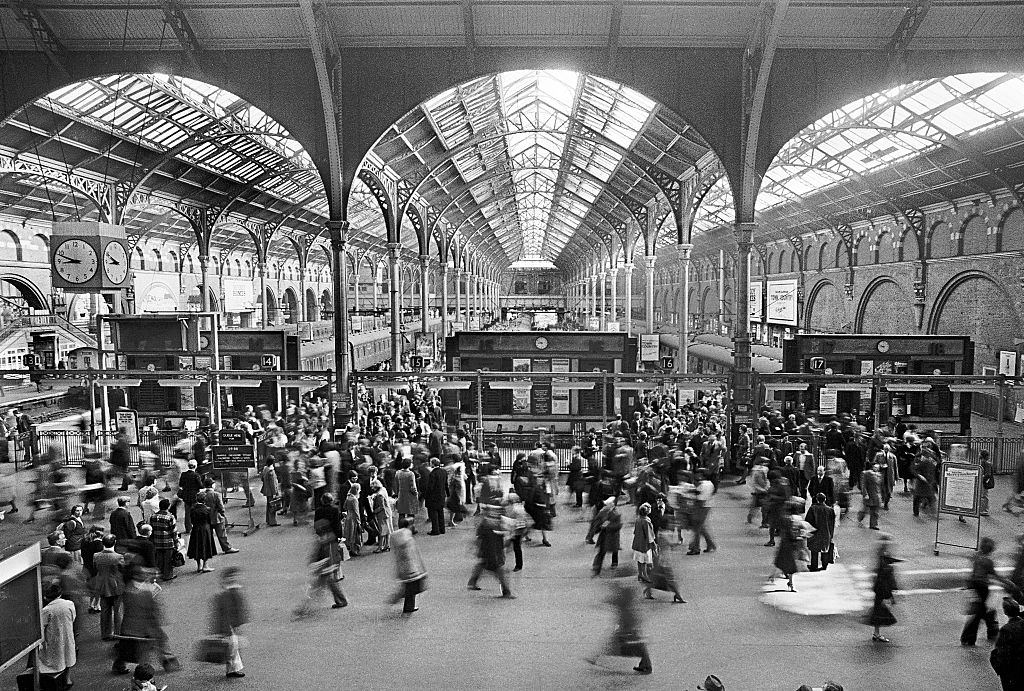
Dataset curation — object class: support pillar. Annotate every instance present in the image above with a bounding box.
[466,272,474,328]
[419,255,430,334]
[622,263,634,334]
[352,268,359,314]
[328,220,351,414]
[476,276,483,323]
[608,267,619,328]
[718,248,726,335]
[677,244,693,374]
[258,261,268,328]
[599,271,607,330]
[372,265,379,313]
[439,264,449,340]
[643,255,656,333]
[454,271,462,327]
[387,243,401,370]
[733,222,756,425]
[199,254,211,313]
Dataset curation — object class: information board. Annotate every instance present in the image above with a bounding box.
[939,460,981,517]
[0,543,41,674]
[765,279,798,325]
[219,429,246,445]
[749,282,764,321]
[211,444,255,471]
[115,409,139,445]
[551,358,570,415]
[818,387,838,415]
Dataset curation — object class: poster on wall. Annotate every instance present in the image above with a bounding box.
[587,317,601,331]
[223,279,255,312]
[511,358,531,413]
[749,282,764,321]
[115,409,139,444]
[999,351,1018,377]
[819,387,838,415]
[765,279,798,325]
[640,335,659,362]
[179,386,195,411]
[551,357,570,415]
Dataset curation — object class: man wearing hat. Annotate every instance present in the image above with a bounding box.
[992,597,1024,690]
[178,459,203,534]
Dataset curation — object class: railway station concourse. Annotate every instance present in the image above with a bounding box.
[1,2,1024,690]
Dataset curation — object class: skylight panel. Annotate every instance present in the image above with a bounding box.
[931,101,997,136]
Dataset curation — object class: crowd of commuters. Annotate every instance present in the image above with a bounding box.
[16,380,1024,688]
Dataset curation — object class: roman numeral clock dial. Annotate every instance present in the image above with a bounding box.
[54,239,98,284]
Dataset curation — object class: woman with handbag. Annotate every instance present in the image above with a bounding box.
[343,483,364,557]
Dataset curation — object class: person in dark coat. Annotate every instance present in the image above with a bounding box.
[186,500,217,573]
[313,493,343,538]
[177,460,203,533]
[109,496,137,542]
[588,580,652,674]
[120,524,156,569]
[467,505,513,598]
[589,496,621,576]
[857,463,883,530]
[865,535,899,642]
[149,499,177,581]
[424,458,448,535]
[807,465,835,507]
[210,566,249,678]
[764,472,792,547]
[770,504,803,592]
[805,493,835,572]
[62,504,86,564]
[991,597,1024,691]
[109,431,131,491]
[962,537,1016,647]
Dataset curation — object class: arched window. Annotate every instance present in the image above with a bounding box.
[168,251,179,272]
[152,249,163,272]
[855,234,871,266]
[817,243,828,270]
[0,230,22,262]
[1002,207,1024,253]
[835,243,848,268]
[133,247,146,271]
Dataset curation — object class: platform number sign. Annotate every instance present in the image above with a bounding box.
[260,354,278,369]
[410,355,424,370]
[661,356,674,370]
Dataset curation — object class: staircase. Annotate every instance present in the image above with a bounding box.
[0,313,98,355]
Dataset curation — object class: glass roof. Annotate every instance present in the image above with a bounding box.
[358,69,711,271]
[1,74,336,264]
[691,72,1024,242]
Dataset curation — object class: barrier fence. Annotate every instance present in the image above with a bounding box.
[19,429,197,471]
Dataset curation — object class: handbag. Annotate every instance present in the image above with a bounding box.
[194,635,229,664]
[172,550,186,567]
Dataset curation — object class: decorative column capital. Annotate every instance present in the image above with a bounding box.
[676,243,693,263]
[642,255,657,270]
[621,263,634,274]
[418,254,430,266]
[608,267,619,278]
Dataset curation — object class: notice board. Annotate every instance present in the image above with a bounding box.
[211,444,255,471]
[0,543,41,674]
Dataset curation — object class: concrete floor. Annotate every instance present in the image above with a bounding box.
[1,469,1020,691]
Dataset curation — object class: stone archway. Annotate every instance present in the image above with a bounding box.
[805,280,849,333]
[929,272,1024,369]
[856,278,915,334]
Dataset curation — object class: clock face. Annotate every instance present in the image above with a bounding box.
[54,238,98,284]
[877,340,891,353]
[102,241,128,284]
[535,336,549,350]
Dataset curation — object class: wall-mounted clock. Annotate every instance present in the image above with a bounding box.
[877,340,891,354]
[535,336,549,350]
[54,238,98,284]
[102,240,129,285]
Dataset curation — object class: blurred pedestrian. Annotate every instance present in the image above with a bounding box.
[211,566,249,679]
[805,493,835,572]
[112,563,178,674]
[865,535,899,642]
[467,505,514,598]
[343,482,363,557]
[686,469,717,555]
[260,458,281,527]
[295,519,348,615]
[587,581,652,675]
[503,491,530,572]
[991,597,1024,691]
[857,462,882,530]
[371,479,393,552]
[962,537,1016,646]
[149,498,177,581]
[187,495,217,573]
[390,517,427,613]
[90,533,125,641]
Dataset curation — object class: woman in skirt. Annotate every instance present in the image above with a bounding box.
[631,503,657,584]
[865,534,900,642]
[371,480,394,553]
[186,500,217,573]
[769,503,804,592]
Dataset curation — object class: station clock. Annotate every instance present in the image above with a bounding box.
[49,222,132,291]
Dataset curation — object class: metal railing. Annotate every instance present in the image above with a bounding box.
[479,430,584,471]
[24,429,197,470]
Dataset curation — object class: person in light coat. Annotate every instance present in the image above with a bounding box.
[390,517,428,613]
[371,480,394,552]
[38,580,76,687]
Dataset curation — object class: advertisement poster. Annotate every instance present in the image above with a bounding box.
[587,317,601,331]
[179,386,195,411]
[178,356,194,371]
[860,360,874,375]
[640,335,659,362]
[551,358,570,415]
[818,387,838,415]
[223,279,255,312]
[115,409,138,444]
[999,351,1018,377]
[765,279,798,325]
[749,282,764,321]
[511,358,531,413]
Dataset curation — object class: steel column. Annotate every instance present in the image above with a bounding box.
[388,243,401,370]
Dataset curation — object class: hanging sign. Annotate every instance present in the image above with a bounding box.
[749,282,764,321]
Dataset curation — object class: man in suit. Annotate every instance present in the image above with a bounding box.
[857,462,883,530]
[200,478,239,554]
[92,534,125,640]
[109,496,137,542]
[178,460,203,533]
[120,523,156,568]
[424,458,448,535]
[807,464,836,507]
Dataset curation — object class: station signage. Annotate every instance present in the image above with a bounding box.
[749,282,764,321]
[765,279,798,326]
[640,334,660,362]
